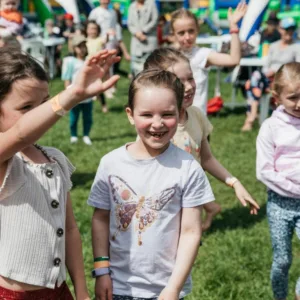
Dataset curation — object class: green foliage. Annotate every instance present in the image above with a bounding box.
[43,35,300,299]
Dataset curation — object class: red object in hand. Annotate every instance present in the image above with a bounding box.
[207,96,224,114]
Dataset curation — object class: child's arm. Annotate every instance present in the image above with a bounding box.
[158,206,202,300]
[206,2,247,68]
[201,138,259,214]
[92,208,112,300]
[0,50,120,164]
[65,193,90,300]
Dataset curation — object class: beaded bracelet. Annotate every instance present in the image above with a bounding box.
[92,267,110,278]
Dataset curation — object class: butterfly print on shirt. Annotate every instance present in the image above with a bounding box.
[109,175,177,246]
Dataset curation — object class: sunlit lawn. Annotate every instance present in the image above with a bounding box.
[40,31,300,300]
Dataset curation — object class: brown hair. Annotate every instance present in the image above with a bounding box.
[170,8,198,31]
[85,20,101,36]
[0,47,49,102]
[127,69,184,111]
[272,62,300,97]
[144,47,189,71]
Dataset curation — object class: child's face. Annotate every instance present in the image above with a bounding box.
[277,83,300,118]
[173,17,198,51]
[167,60,195,109]
[74,42,88,58]
[65,19,73,28]
[87,23,99,38]
[126,87,179,156]
[0,78,49,132]
[1,0,19,11]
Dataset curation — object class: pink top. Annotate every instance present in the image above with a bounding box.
[256,105,300,198]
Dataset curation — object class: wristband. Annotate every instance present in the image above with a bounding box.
[94,261,110,269]
[92,267,110,278]
[94,256,109,262]
[229,28,239,34]
[50,94,68,116]
[225,177,239,188]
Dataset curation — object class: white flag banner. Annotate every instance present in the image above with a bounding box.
[55,0,80,23]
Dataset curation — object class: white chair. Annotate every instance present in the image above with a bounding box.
[21,39,46,65]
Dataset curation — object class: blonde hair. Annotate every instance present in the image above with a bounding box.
[144,47,189,71]
[272,62,300,97]
[170,8,198,31]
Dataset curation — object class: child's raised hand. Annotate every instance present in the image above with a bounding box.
[227,2,247,28]
[158,287,180,300]
[72,49,120,101]
[233,181,260,215]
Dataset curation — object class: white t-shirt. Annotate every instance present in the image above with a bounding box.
[184,47,213,115]
[88,6,117,38]
[88,143,214,298]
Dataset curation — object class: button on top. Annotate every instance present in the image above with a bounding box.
[57,228,64,237]
[53,258,61,266]
[46,169,53,178]
[51,200,59,209]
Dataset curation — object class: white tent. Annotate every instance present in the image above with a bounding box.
[54,0,80,23]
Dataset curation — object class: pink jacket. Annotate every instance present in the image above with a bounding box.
[256,105,300,198]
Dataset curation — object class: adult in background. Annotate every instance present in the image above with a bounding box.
[242,17,300,131]
[128,0,158,76]
[89,0,118,98]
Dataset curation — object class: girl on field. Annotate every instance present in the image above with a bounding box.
[144,48,259,231]
[0,47,119,299]
[171,3,247,114]
[88,69,215,300]
[85,20,109,113]
[257,62,300,300]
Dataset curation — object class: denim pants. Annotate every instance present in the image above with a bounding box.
[69,102,93,137]
[267,190,300,299]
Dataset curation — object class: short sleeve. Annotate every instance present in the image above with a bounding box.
[193,47,214,69]
[87,160,111,210]
[61,57,73,81]
[182,160,215,207]
[197,109,213,139]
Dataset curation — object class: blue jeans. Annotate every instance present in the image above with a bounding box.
[267,190,300,299]
[69,102,93,137]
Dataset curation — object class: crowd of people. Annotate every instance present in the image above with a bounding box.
[0,0,300,300]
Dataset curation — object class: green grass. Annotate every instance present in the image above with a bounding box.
[40,33,300,300]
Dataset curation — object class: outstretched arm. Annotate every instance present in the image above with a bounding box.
[207,2,247,67]
[0,50,120,165]
[158,206,202,300]
[201,139,259,214]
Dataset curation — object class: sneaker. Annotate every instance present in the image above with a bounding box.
[70,136,78,144]
[83,136,92,145]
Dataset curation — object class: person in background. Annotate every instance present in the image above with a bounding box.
[62,35,94,145]
[0,0,23,38]
[62,13,76,54]
[89,0,118,98]
[113,5,131,76]
[242,17,300,131]
[127,0,158,76]
[86,20,108,113]
[157,15,171,46]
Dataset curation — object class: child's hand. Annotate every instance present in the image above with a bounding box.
[95,275,113,300]
[72,49,120,101]
[233,181,260,215]
[227,2,247,28]
[158,287,180,300]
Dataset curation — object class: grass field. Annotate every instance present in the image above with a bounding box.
[40,34,300,300]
